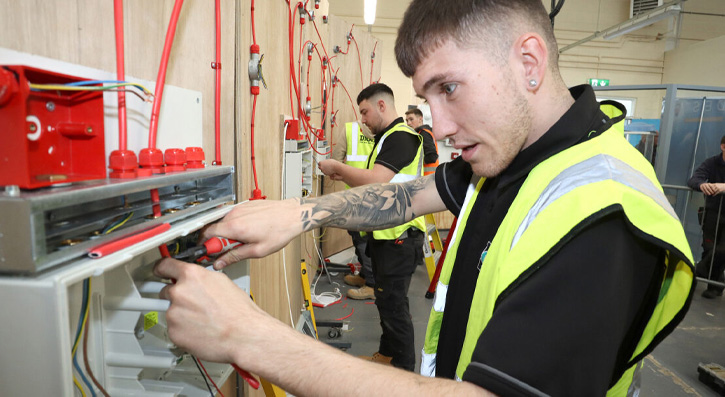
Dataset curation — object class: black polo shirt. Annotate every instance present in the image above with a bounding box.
[366,117,421,173]
[433,85,662,396]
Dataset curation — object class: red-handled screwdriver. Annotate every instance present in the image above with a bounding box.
[233,364,260,389]
[174,237,242,262]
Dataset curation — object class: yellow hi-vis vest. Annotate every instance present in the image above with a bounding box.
[344,122,375,189]
[366,121,426,240]
[421,117,694,396]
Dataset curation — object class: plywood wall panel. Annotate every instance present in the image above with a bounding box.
[1,2,380,394]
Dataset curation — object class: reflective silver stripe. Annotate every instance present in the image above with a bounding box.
[511,154,678,250]
[390,173,416,183]
[420,351,436,377]
[349,122,360,155]
[433,282,448,312]
[346,154,368,162]
[431,180,478,313]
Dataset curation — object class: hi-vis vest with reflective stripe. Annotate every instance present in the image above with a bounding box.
[366,122,426,240]
[421,116,694,396]
[344,122,375,189]
[420,128,440,176]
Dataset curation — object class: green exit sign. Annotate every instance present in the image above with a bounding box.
[588,78,610,87]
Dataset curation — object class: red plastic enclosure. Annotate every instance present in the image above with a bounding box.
[0,65,106,189]
[285,119,303,140]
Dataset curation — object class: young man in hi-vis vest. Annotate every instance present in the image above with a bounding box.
[155,1,695,395]
[318,83,426,371]
[331,121,377,300]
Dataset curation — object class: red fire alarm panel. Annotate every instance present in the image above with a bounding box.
[0,65,106,189]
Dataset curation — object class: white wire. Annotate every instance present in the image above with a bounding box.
[281,128,295,327]
[310,211,342,303]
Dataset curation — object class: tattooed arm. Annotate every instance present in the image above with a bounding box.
[202,174,444,269]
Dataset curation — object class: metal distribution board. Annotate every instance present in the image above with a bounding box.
[0,166,235,275]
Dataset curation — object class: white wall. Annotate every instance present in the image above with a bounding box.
[663,35,725,88]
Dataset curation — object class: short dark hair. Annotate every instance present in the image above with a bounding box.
[721,135,725,145]
[357,83,394,105]
[395,0,558,77]
[405,108,423,118]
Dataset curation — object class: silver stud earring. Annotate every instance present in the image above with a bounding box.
[529,79,538,88]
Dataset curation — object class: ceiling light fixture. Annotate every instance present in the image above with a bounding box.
[364,0,377,25]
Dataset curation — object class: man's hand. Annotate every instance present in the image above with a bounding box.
[201,199,305,269]
[154,258,265,365]
[700,183,725,196]
[317,159,341,177]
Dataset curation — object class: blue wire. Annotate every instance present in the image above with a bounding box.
[65,80,126,87]
[71,279,88,351]
[72,279,97,397]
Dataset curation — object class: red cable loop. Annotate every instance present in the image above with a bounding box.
[214,0,222,165]
[148,0,184,149]
[113,0,127,151]
[351,34,364,88]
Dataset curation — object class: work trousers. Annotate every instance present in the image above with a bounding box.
[348,230,374,287]
[368,228,424,371]
[698,212,725,292]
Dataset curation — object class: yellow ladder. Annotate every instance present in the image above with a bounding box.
[423,213,444,282]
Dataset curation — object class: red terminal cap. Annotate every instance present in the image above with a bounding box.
[164,148,187,173]
[251,86,260,95]
[250,44,260,54]
[185,147,205,169]
[108,150,138,179]
[139,148,165,175]
[250,188,266,200]
[0,67,19,107]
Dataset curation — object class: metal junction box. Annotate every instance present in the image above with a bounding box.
[0,166,235,275]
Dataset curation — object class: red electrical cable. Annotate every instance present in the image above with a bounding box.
[196,359,225,397]
[336,77,358,120]
[214,0,222,165]
[148,0,185,149]
[370,41,378,85]
[113,0,127,151]
[310,19,331,61]
[251,0,257,45]
[335,307,354,321]
[250,95,261,194]
[351,34,364,88]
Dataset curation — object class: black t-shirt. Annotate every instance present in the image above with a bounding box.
[367,117,421,173]
[687,154,725,214]
[416,124,439,164]
[433,85,662,396]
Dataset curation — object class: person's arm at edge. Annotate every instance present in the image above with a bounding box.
[203,174,444,268]
[319,159,396,187]
[154,260,492,397]
[688,158,710,191]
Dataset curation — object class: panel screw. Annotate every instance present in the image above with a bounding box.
[46,101,56,111]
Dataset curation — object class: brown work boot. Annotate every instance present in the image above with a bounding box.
[344,274,365,287]
[347,285,375,300]
[359,352,393,366]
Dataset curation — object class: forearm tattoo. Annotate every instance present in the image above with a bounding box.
[299,175,433,231]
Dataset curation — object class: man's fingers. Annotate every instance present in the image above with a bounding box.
[213,244,259,270]
[158,283,173,300]
[154,257,187,280]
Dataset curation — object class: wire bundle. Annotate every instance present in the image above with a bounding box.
[71,278,110,397]
[29,80,154,102]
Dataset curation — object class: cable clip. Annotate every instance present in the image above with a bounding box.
[210,62,222,70]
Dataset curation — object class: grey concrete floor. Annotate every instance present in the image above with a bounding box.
[317,248,725,396]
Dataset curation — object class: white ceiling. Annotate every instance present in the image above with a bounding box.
[328,0,725,42]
